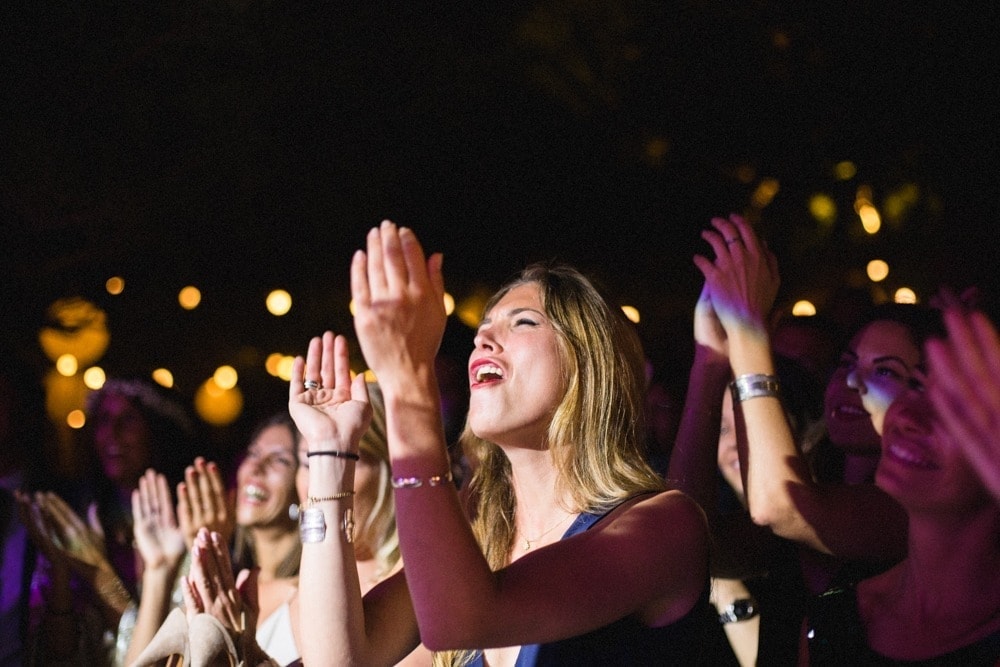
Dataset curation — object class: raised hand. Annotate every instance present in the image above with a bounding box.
[350,220,446,388]
[925,308,1000,503]
[132,468,187,572]
[177,457,234,550]
[692,214,779,338]
[289,331,372,454]
[693,282,729,360]
[29,493,110,579]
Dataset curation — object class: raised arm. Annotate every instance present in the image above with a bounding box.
[926,307,1000,504]
[351,221,707,650]
[124,469,188,665]
[695,214,905,560]
[289,331,420,666]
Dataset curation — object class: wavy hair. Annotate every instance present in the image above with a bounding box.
[355,382,401,580]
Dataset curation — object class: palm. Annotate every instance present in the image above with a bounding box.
[289,387,370,450]
[134,514,186,570]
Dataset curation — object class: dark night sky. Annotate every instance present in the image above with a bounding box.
[3,1,998,431]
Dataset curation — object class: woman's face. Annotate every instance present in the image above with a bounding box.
[877,380,989,513]
[236,423,298,528]
[717,388,744,502]
[92,393,153,488]
[824,320,921,451]
[467,282,565,448]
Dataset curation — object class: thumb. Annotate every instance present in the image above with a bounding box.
[235,568,260,617]
[87,501,105,540]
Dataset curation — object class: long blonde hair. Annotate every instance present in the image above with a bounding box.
[438,264,665,665]
[355,382,401,580]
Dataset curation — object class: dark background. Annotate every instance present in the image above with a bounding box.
[3,1,998,445]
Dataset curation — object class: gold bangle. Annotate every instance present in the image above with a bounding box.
[390,470,454,489]
[306,491,354,506]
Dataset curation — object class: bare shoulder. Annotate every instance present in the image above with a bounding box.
[594,490,709,553]
[622,489,708,529]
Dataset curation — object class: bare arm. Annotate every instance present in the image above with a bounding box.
[695,215,906,560]
[352,221,709,650]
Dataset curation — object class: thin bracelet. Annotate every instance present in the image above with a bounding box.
[730,373,781,403]
[391,470,454,489]
[307,450,360,461]
[306,491,355,505]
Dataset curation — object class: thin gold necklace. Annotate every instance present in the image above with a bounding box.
[520,512,574,551]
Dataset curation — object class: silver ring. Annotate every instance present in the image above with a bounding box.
[303,379,321,390]
[725,237,741,245]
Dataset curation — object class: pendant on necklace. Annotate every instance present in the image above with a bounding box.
[524,540,532,551]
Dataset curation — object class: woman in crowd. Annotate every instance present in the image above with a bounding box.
[807,305,1000,664]
[288,221,710,665]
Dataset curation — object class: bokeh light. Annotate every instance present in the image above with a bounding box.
[83,366,106,389]
[267,290,292,316]
[809,193,837,226]
[213,365,238,390]
[152,368,174,388]
[791,300,817,316]
[56,354,78,377]
[833,161,857,180]
[858,204,882,234]
[276,355,295,381]
[67,409,86,429]
[105,276,125,295]
[867,259,889,282]
[621,305,640,323]
[194,377,244,426]
[179,286,202,310]
[38,298,110,366]
[751,178,780,208]
[894,287,918,304]
[443,292,455,316]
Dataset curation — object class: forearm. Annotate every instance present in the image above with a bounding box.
[124,564,182,665]
[381,380,497,649]
[666,347,731,509]
[92,564,134,627]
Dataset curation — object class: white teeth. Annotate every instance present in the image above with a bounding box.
[245,484,268,501]
[475,364,504,383]
[888,444,934,469]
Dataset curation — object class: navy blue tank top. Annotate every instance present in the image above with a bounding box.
[470,505,715,666]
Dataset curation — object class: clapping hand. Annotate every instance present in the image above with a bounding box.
[289,332,372,456]
[132,468,187,572]
[692,214,779,339]
[350,220,446,390]
[177,457,235,551]
[926,307,1000,503]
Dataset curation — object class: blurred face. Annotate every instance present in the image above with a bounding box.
[237,424,298,528]
[92,393,153,488]
[468,283,565,448]
[717,389,744,502]
[824,320,921,451]
[877,380,989,513]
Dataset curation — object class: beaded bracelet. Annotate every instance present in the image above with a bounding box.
[730,373,781,403]
[307,450,360,461]
[391,470,454,489]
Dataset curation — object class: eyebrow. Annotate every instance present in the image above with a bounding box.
[478,307,545,327]
[872,355,914,369]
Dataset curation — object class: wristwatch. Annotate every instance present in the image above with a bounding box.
[718,597,759,624]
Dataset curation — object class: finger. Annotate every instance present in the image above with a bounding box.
[290,356,306,403]
[692,254,720,283]
[320,331,338,391]
[155,471,177,527]
[305,335,323,388]
[366,225,389,297]
[729,214,763,256]
[181,575,204,617]
[350,248,371,307]
[378,219,408,293]
[184,464,204,526]
[700,227,731,262]
[209,531,236,592]
[194,458,217,524]
[86,501,105,540]
[333,334,353,398]
[350,371,371,405]
[398,226,429,290]
[203,461,228,528]
[427,251,445,304]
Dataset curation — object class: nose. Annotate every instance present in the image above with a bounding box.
[845,368,866,394]
[473,324,500,352]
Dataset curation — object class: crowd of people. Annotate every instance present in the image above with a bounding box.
[2,218,999,665]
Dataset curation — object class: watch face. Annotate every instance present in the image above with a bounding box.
[732,599,755,618]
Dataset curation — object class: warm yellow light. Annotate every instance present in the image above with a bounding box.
[105,276,125,295]
[443,293,455,316]
[277,356,295,381]
[791,300,817,316]
[265,353,284,377]
[735,165,756,184]
[56,354,78,377]
[808,193,837,226]
[83,366,106,389]
[894,288,918,304]
[179,286,202,310]
[621,305,640,324]
[751,178,780,208]
[152,368,174,388]
[833,161,857,180]
[213,366,238,390]
[858,204,881,234]
[266,290,292,316]
[456,290,491,329]
[194,378,244,426]
[67,409,87,429]
[867,259,890,282]
[363,369,378,383]
[38,298,110,365]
